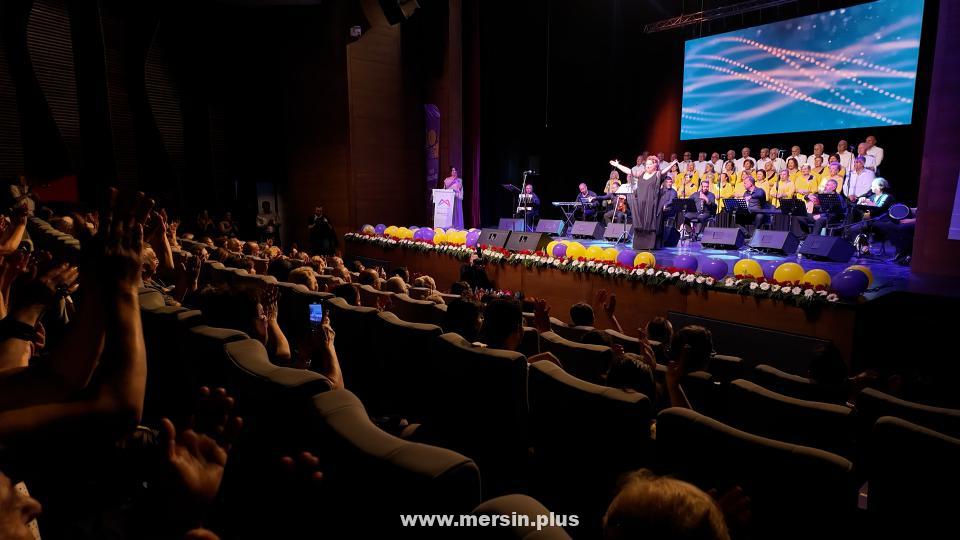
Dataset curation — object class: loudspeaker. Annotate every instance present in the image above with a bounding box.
[505,232,552,253]
[798,235,855,262]
[749,230,799,254]
[571,220,604,239]
[498,218,525,232]
[603,223,628,240]
[701,227,745,249]
[535,219,565,236]
[661,226,681,248]
[479,229,511,249]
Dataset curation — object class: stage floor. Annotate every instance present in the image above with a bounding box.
[559,235,911,300]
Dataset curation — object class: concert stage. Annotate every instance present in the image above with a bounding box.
[344,231,916,372]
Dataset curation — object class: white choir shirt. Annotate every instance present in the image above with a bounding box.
[808,153,826,168]
[709,159,725,174]
[866,146,884,167]
[788,154,807,167]
[735,157,755,172]
[856,154,878,171]
[770,157,786,172]
[845,168,875,198]
[755,157,772,171]
[694,160,709,175]
[837,150,854,174]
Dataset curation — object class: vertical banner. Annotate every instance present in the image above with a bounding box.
[425,104,441,202]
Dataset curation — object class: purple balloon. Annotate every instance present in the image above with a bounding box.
[413,228,425,240]
[465,230,480,247]
[701,258,729,280]
[832,270,868,299]
[375,224,387,235]
[616,249,638,267]
[674,255,699,273]
[421,228,437,242]
[552,243,567,258]
[761,260,780,280]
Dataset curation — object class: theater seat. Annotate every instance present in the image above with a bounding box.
[223,339,331,400]
[275,282,332,344]
[656,407,857,539]
[358,284,395,309]
[325,297,380,388]
[856,387,960,438]
[470,494,574,540]
[184,325,250,389]
[518,327,541,358]
[751,364,847,404]
[528,361,651,534]
[548,317,593,343]
[356,311,442,418]
[307,388,481,535]
[141,305,199,422]
[538,331,612,384]
[725,379,855,457]
[392,293,445,326]
[423,333,530,497]
[866,416,960,537]
[708,354,744,382]
[138,287,166,310]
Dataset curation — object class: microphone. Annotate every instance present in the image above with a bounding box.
[524,170,538,174]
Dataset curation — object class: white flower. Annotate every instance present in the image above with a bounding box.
[818,290,828,296]
[804,289,815,297]
[547,257,555,264]
[705,277,715,286]
[792,286,802,295]
[749,282,759,290]
[724,278,736,287]
[696,276,705,284]
[586,261,595,267]
[608,267,617,274]
[771,284,781,292]
[646,268,656,276]
[759,282,771,291]
[686,275,696,283]
[553,260,561,267]
[671,272,680,278]
[827,293,839,302]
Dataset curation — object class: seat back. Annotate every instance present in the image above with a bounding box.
[357,284,394,309]
[538,331,612,384]
[725,379,855,457]
[470,494,573,540]
[425,333,530,496]
[184,325,250,389]
[325,297,380,388]
[392,293,445,326]
[856,387,960,438]
[866,416,960,536]
[357,311,442,418]
[528,361,651,532]
[549,317,593,343]
[303,389,481,535]
[275,282,332,344]
[656,407,857,539]
[751,364,847,404]
[708,354,744,382]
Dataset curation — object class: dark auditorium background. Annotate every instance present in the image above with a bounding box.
[0,0,957,274]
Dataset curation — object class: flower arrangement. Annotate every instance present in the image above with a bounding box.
[346,231,857,307]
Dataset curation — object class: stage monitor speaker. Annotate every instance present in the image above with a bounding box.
[505,232,551,253]
[571,220,604,239]
[498,218,525,232]
[749,230,799,254]
[535,219,565,236]
[603,223,628,240]
[798,235,855,262]
[479,229,511,249]
[701,227,744,250]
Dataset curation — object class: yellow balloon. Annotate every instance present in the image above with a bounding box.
[585,245,605,260]
[773,262,805,284]
[802,269,832,288]
[384,225,399,237]
[546,241,559,256]
[634,252,657,268]
[733,259,763,279]
[845,265,874,287]
[434,230,447,244]
[455,231,467,244]
[566,242,586,259]
[398,227,412,239]
[603,247,620,262]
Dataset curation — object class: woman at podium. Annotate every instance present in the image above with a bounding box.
[443,166,465,229]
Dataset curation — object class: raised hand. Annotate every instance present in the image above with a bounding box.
[533,298,551,333]
[261,285,280,321]
[86,188,153,291]
[9,262,79,315]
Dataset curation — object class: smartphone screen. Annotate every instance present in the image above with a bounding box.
[309,303,323,325]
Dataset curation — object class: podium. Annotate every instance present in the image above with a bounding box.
[432,189,455,229]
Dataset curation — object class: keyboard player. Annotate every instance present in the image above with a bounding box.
[575,182,599,220]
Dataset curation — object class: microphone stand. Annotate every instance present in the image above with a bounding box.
[520,170,530,232]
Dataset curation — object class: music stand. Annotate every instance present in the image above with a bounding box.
[723,198,749,214]
[778,198,807,216]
